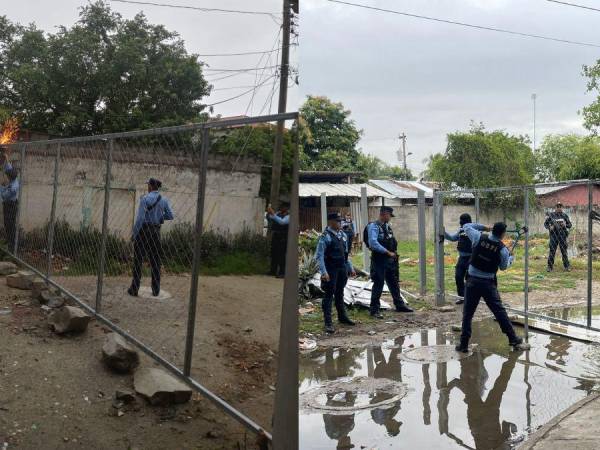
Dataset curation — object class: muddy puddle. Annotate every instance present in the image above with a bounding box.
[300,308,600,449]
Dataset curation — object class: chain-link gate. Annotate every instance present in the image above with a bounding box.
[4,112,299,448]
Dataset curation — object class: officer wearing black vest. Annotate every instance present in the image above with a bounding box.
[315,212,356,334]
[445,213,489,304]
[366,206,413,318]
[456,222,525,353]
[267,202,290,278]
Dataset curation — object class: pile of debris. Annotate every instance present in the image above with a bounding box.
[305,273,393,310]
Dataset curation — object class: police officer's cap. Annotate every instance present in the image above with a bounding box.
[327,212,343,222]
[380,206,395,217]
[556,202,563,208]
[147,178,162,189]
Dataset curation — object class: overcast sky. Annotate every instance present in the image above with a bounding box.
[2,0,299,121]
[301,0,600,174]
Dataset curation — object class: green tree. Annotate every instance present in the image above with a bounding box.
[424,122,534,188]
[355,153,415,181]
[535,133,600,181]
[0,1,209,136]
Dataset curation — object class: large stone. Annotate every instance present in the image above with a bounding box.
[6,271,36,290]
[0,261,17,276]
[48,306,91,334]
[39,290,65,308]
[133,368,192,406]
[31,280,48,300]
[102,333,140,373]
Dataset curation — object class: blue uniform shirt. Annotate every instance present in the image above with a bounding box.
[367,221,392,255]
[268,213,290,226]
[0,162,19,202]
[132,190,174,238]
[315,226,354,276]
[445,223,487,257]
[463,223,513,279]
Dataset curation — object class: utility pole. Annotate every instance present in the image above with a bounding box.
[269,0,293,208]
[531,93,537,152]
[397,132,408,179]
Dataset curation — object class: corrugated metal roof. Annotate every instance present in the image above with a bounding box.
[369,179,434,198]
[299,183,394,198]
[535,185,569,196]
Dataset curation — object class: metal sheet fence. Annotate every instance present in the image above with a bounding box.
[4,112,299,449]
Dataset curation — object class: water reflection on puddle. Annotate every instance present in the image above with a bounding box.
[300,308,600,450]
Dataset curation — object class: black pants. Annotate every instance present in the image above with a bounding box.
[455,255,471,297]
[3,200,17,250]
[270,232,288,276]
[460,277,518,345]
[344,231,354,255]
[321,265,348,326]
[130,225,162,295]
[548,234,570,269]
[370,256,404,314]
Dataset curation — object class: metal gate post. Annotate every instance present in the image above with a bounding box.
[523,187,530,342]
[183,128,210,377]
[360,186,370,272]
[46,143,61,277]
[433,191,445,306]
[474,192,480,223]
[418,189,427,296]
[587,181,593,328]
[13,144,26,255]
[95,139,113,313]
[320,192,327,231]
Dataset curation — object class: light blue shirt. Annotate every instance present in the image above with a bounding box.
[315,226,354,276]
[463,223,513,279]
[341,219,356,235]
[132,190,174,238]
[268,213,290,226]
[445,223,487,257]
[368,221,392,255]
[0,162,18,202]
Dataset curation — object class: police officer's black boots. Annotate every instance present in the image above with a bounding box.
[324,322,335,334]
[455,338,469,353]
[395,303,414,313]
[337,307,355,326]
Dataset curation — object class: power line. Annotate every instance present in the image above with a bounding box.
[545,0,600,13]
[205,75,277,107]
[327,0,600,48]
[203,65,280,73]
[197,46,295,57]
[108,0,280,17]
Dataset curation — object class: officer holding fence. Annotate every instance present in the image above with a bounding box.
[367,206,413,318]
[266,202,290,278]
[544,202,572,272]
[128,178,174,297]
[315,212,356,334]
[0,147,19,249]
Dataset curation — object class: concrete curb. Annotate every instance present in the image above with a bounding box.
[518,393,600,449]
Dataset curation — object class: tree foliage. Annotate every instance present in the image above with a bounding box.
[536,133,600,181]
[424,122,534,188]
[0,1,209,136]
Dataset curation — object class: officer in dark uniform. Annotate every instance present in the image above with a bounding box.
[367,206,413,318]
[0,147,19,249]
[456,222,525,352]
[445,213,489,304]
[128,178,174,297]
[315,212,356,334]
[341,213,356,255]
[544,202,572,272]
[266,202,290,278]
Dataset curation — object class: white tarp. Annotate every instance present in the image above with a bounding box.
[308,274,392,310]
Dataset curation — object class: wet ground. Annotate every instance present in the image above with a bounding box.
[299,306,600,450]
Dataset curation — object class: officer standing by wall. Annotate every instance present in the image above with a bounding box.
[128,178,174,297]
[341,212,356,255]
[0,147,19,250]
[544,202,572,272]
[455,222,526,352]
[445,213,489,304]
[266,202,290,278]
[315,212,356,334]
[367,206,413,318]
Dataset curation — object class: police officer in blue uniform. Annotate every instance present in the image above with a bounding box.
[367,206,413,318]
[445,213,489,305]
[315,212,356,334]
[341,213,356,255]
[0,148,19,249]
[267,202,290,278]
[128,178,174,297]
[455,222,524,352]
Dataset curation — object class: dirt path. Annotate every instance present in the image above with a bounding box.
[0,274,283,449]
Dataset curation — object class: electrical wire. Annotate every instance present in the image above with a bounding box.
[197,47,291,57]
[204,75,277,107]
[327,0,600,48]
[545,0,600,13]
[108,0,280,17]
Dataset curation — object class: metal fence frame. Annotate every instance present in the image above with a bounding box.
[433,179,600,340]
[4,111,299,449]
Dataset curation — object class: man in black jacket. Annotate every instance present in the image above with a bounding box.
[544,202,572,272]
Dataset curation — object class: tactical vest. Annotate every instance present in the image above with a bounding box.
[457,228,472,254]
[341,220,353,233]
[470,234,505,274]
[324,229,347,268]
[367,221,397,256]
[271,212,289,233]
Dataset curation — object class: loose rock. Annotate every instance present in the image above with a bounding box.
[6,271,36,290]
[115,390,136,404]
[102,333,140,373]
[0,261,17,276]
[48,306,91,334]
[30,280,48,300]
[437,305,455,313]
[134,367,192,406]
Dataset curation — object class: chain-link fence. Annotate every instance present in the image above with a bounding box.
[433,180,600,339]
[4,112,299,448]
